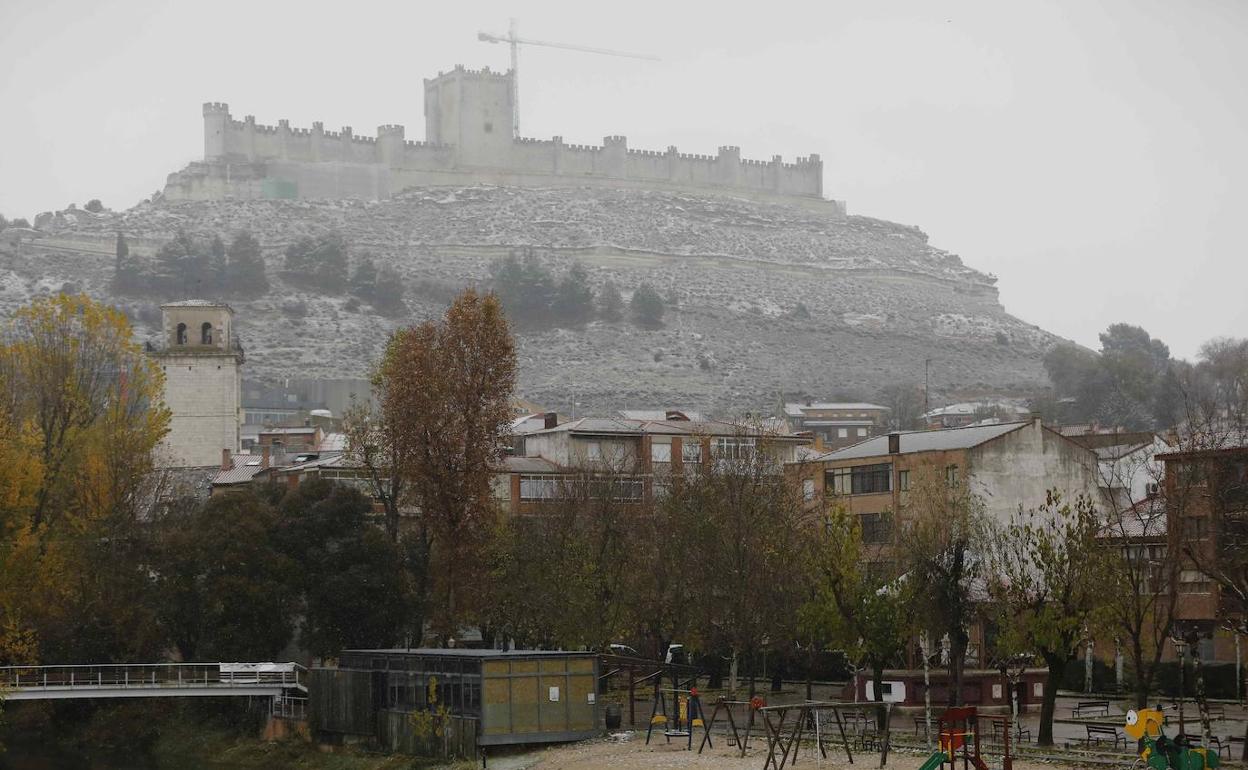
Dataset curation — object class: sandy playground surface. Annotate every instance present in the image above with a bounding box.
[518,734,1082,770]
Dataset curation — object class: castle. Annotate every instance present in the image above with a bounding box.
[163,65,840,210]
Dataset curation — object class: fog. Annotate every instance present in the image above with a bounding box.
[1,0,1244,358]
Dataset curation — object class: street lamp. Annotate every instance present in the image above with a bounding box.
[1170,635,1188,736]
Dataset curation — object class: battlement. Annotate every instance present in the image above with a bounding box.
[186,64,829,205]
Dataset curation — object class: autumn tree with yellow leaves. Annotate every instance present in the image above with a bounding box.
[0,294,169,664]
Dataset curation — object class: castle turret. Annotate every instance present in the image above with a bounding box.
[602,135,628,177]
[203,102,231,160]
[378,124,405,168]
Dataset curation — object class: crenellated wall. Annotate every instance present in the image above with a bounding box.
[174,65,834,208]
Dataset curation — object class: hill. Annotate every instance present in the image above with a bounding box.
[1,186,1057,414]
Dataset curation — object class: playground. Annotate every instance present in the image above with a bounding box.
[526,738,1065,770]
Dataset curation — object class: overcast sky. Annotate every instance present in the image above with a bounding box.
[1,0,1243,359]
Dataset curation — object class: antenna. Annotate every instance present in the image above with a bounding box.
[477,18,659,136]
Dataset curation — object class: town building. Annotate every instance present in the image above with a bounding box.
[494,415,810,516]
[149,301,243,468]
[1156,443,1248,661]
[781,402,890,449]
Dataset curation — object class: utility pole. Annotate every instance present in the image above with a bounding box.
[478,19,659,136]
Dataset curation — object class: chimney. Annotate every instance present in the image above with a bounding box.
[261,445,271,469]
[543,412,558,430]
[888,432,901,454]
[221,448,233,471]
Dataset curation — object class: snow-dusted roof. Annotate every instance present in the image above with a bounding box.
[812,421,1031,462]
[530,417,807,440]
[784,402,889,417]
[161,299,233,309]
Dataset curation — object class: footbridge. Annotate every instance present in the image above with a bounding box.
[0,662,306,702]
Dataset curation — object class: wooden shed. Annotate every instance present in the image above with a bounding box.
[312,648,599,755]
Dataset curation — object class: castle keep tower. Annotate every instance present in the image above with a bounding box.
[423,66,514,166]
[151,301,243,468]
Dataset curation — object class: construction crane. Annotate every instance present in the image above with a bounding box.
[477,18,659,137]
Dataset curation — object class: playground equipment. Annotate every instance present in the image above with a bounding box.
[645,686,709,749]
[1125,708,1221,770]
[918,707,993,770]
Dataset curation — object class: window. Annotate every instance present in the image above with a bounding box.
[860,512,893,543]
[585,441,602,461]
[803,479,816,501]
[837,428,849,438]
[519,474,561,500]
[1182,517,1209,541]
[856,428,868,437]
[682,441,702,464]
[175,323,187,345]
[201,322,213,344]
[712,437,756,461]
[898,469,910,491]
[651,443,672,463]
[1180,569,1212,594]
[825,463,892,495]
[946,465,960,486]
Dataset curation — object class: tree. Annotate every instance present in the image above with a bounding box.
[0,294,169,663]
[630,283,665,329]
[669,440,815,693]
[598,280,624,322]
[153,491,297,661]
[226,230,269,296]
[285,232,348,293]
[372,266,406,316]
[801,501,909,729]
[983,492,1109,746]
[375,289,517,641]
[0,213,8,231]
[1099,444,1181,710]
[10,218,29,229]
[489,250,557,327]
[274,478,412,657]
[350,256,379,299]
[208,235,227,295]
[154,230,210,296]
[877,382,925,430]
[112,232,141,294]
[554,262,595,326]
[898,468,985,708]
[84,199,104,213]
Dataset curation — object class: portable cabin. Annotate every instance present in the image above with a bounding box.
[311,648,599,757]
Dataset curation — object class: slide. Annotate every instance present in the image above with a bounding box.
[917,751,947,770]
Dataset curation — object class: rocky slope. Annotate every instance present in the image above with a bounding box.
[1,187,1056,414]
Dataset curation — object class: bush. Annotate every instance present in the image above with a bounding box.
[84,199,104,213]
[281,299,308,318]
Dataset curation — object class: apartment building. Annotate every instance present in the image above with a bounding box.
[782,402,890,450]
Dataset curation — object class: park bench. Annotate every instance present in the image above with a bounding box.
[991,719,1031,744]
[914,716,934,734]
[1073,700,1111,718]
[1083,724,1126,750]
[1206,704,1226,721]
[1227,735,1244,760]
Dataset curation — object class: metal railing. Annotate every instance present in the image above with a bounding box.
[0,662,307,694]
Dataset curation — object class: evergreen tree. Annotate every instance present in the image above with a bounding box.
[112,232,140,294]
[598,280,624,322]
[554,262,595,326]
[154,230,209,296]
[11,218,30,229]
[0,213,8,231]
[209,235,227,295]
[84,199,104,213]
[284,232,348,293]
[350,256,379,299]
[489,250,557,326]
[372,266,406,316]
[226,230,269,296]
[630,283,665,329]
